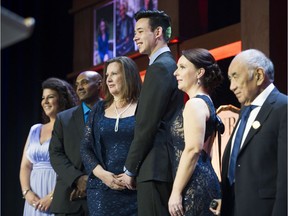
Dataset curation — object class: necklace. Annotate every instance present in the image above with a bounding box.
[114,101,132,132]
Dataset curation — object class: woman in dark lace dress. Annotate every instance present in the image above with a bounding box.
[80,56,142,216]
[168,48,223,216]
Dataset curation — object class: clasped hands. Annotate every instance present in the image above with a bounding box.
[70,175,88,201]
[100,170,136,190]
[25,191,52,212]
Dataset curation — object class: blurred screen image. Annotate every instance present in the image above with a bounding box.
[93,0,158,66]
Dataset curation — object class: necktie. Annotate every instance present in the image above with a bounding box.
[228,105,256,185]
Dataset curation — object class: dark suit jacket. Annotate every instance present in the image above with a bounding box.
[49,105,87,213]
[221,88,287,216]
[125,51,183,183]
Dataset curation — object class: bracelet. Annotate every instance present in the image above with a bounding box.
[22,189,31,199]
[49,192,54,200]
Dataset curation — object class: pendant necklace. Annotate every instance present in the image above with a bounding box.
[114,101,132,132]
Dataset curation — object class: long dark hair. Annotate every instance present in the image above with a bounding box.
[41,77,79,123]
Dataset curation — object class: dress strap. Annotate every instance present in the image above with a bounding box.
[195,95,216,122]
[195,95,225,170]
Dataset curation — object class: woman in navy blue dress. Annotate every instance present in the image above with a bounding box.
[81,56,142,216]
[168,49,223,216]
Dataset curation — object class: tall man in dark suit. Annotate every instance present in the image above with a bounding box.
[221,49,287,216]
[121,10,183,216]
[49,71,102,216]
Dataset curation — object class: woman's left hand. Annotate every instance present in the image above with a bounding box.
[168,192,184,216]
[34,194,53,212]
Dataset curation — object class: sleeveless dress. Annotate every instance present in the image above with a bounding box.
[23,124,57,216]
[81,101,137,216]
[168,95,221,216]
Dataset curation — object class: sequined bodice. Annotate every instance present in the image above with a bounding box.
[82,107,137,216]
[100,115,135,174]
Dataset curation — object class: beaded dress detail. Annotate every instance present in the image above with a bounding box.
[81,101,137,216]
[168,95,221,216]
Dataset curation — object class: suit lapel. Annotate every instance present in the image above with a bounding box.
[72,105,85,137]
[239,88,278,153]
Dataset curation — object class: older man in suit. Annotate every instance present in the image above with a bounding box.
[49,71,102,216]
[221,49,287,216]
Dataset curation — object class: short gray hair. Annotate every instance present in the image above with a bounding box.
[239,49,274,82]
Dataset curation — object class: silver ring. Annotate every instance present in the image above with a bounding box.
[32,203,36,207]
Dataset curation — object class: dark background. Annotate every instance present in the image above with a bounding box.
[2,0,285,215]
[1,1,240,215]
[1,1,74,215]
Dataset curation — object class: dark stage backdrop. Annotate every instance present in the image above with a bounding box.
[1,1,243,215]
[1,1,74,215]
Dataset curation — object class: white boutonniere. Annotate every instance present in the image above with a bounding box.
[252,120,261,129]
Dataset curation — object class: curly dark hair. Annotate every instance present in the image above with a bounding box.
[134,10,172,42]
[182,48,223,93]
[41,78,79,123]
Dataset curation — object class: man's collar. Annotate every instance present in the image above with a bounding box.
[149,46,170,65]
[251,83,275,107]
[82,102,91,114]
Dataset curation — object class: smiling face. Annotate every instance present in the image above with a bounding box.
[106,62,124,98]
[174,55,199,93]
[228,58,259,106]
[133,18,157,56]
[41,88,60,119]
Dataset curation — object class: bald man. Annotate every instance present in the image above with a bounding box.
[49,71,102,216]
